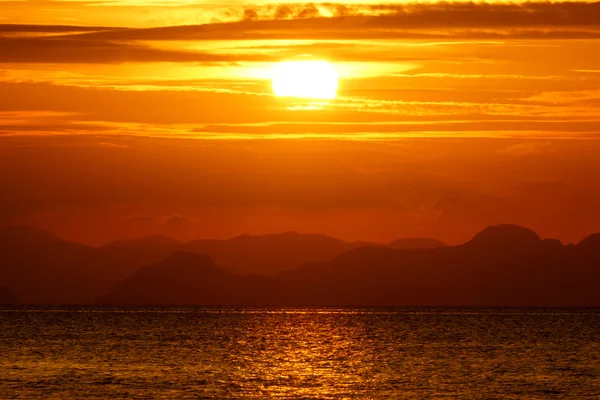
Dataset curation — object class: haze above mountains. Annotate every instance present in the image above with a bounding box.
[1,225,599,306]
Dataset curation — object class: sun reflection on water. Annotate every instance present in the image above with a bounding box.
[2,307,600,398]
[219,310,376,397]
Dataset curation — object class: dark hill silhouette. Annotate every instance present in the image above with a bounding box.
[97,252,275,305]
[466,224,541,249]
[98,224,600,307]
[0,226,179,304]
[577,232,600,251]
[180,232,446,276]
[181,231,364,276]
[0,286,19,304]
[0,225,65,245]
[1,226,442,304]
[0,225,94,304]
[277,224,600,306]
[6,224,600,306]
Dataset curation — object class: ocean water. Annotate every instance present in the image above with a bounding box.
[1,307,599,399]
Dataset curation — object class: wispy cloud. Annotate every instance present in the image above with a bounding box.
[0,36,275,63]
[0,24,120,33]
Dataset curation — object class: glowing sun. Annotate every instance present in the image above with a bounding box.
[271,60,338,100]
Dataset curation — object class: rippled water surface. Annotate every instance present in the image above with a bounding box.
[1,307,599,399]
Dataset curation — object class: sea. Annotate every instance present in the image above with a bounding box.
[1,307,599,399]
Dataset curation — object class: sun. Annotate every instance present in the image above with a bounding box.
[271,60,338,100]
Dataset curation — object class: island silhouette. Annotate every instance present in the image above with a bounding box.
[2,224,599,306]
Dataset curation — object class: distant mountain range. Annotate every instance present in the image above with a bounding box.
[97,252,274,306]
[108,232,444,276]
[3,224,600,306]
[0,225,442,304]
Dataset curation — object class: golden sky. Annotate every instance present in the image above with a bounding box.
[1,0,600,244]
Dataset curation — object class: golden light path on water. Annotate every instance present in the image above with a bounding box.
[2,307,600,398]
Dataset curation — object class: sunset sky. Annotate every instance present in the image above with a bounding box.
[1,0,600,245]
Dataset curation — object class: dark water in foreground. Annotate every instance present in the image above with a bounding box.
[1,307,599,399]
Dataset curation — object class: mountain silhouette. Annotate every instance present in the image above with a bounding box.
[276,224,600,306]
[5,224,600,306]
[465,224,541,249]
[0,225,65,245]
[97,252,275,305]
[0,225,440,304]
[98,224,600,307]
[0,225,95,304]
[576,232,600,252]
[180,232,446,276]
[181,231,367,276]
[0,226,183,304]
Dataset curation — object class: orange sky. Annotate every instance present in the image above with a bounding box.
[1,0,600,245]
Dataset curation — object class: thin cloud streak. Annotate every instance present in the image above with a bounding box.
[0,24,121,33]
[2,118,600,140]
[0,36,274,63]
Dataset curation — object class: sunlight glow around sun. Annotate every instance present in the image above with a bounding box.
[271,60,338,100]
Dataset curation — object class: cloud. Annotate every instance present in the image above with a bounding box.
[525,90,600,104]
[242,9,259,21]
[123,216,158,224]
[0,24,120,33]
[98,142,129,148]
[56,2,600,41]
[3,1,600,39]
[165,215,195,226]
[274,5,294,19]
[1,79,600,139]
[296,4,320,19]
[499,142,553,157]
[1,2,599,64]
[192,120,600,138]
[124,215,195,227]
[0,123,111,135]
[0,36,273,63]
